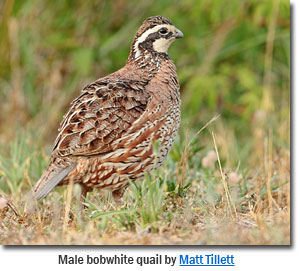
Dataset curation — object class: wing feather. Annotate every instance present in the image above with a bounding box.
[52,79,149,157]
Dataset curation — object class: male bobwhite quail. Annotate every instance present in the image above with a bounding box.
[32,16,183,204]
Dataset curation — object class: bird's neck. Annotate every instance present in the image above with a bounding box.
[126,49,170,79]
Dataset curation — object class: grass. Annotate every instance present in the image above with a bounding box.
[0,115,290,245]
[0,0,290,245]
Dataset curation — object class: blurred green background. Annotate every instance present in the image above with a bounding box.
[0,0,290,169]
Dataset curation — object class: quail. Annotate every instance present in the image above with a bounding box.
[32,16,183,204]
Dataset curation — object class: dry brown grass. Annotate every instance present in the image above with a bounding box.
[0,117,290,245]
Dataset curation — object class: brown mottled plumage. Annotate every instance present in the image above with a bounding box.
[32,16,183,203]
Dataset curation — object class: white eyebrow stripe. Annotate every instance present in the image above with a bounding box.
[134,24,172,58]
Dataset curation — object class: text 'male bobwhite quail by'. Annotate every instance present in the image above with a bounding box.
[32,16,183,204]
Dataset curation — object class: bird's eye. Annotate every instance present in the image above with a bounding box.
[159,28,168,34]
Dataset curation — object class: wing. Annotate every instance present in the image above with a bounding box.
[52,78,150,157]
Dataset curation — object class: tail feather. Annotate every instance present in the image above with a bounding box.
[32,163,75,200]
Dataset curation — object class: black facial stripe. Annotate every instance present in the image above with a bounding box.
[137,29,173,52]
[145,32,161,42]
[139,33,157,51]
[143,30,173,43]
[163,32,173,39]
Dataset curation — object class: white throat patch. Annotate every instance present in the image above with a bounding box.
[152,37,175,53]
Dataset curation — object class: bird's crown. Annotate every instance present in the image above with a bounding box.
[136,16,174,37]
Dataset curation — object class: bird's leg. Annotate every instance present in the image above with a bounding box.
[112,184,129,208]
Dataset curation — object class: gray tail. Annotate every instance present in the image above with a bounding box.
[32,163,75,200]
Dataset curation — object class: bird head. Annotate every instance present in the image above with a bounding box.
[130,16,184,59]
